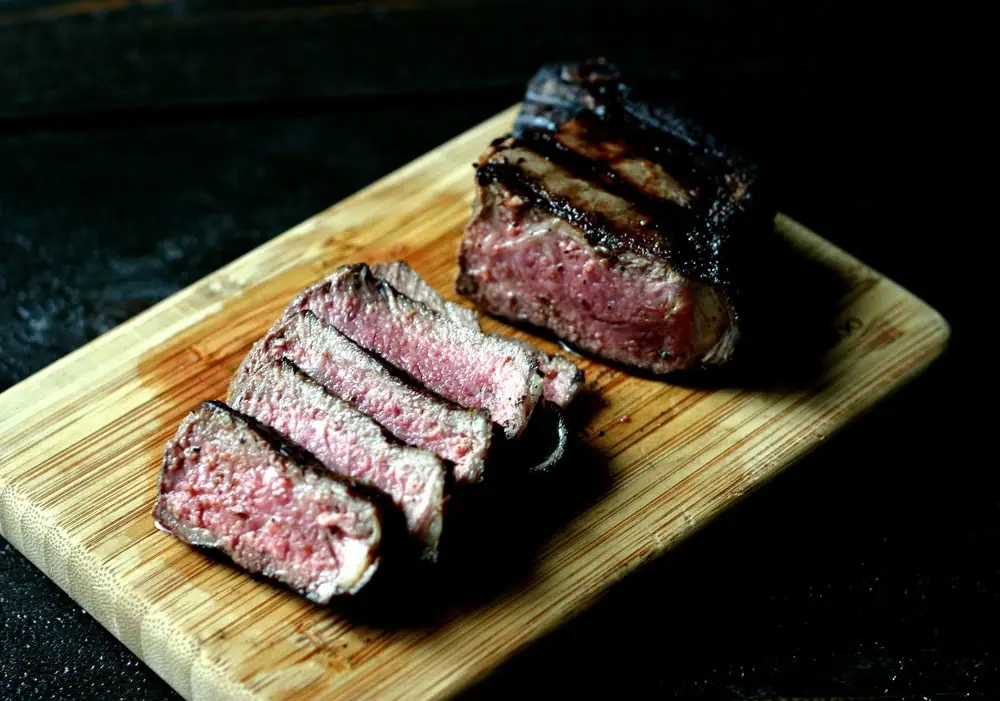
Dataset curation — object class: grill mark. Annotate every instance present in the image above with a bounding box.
[476,161,675,263]
[475,155,725,287]
[568,110,710,192]
[516,127,697,234]
[501,63,776,292]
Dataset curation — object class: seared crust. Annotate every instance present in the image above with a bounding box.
[474,114,753,291]
[503,58,774,297]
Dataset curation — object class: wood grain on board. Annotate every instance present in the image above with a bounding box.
[0,104,949,700]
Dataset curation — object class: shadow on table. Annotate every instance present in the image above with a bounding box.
[338,422,612,627]
[661,226,854,393]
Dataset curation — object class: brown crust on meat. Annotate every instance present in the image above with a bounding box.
[474,123,747,288]
[478,58,775,300]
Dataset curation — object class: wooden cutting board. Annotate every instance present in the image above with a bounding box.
[0,104,949,700]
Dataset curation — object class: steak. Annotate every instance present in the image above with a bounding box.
[457,59,774,375]
[229,359,446,553]
[508,339,584,408]
[288,263,543,439]
[230,310,491,483]
[370,260,480,331]
[154,400,382,603]
[372,259,583,407]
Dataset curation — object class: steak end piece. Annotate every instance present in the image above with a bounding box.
[457,60,774,375]
[372,259,584,408]
[229,359,446,555]
[154,401,382,603]
[230,310,491,483]
[291,263,543,439]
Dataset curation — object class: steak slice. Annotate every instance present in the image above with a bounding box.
[508,339,584,408]
[230,310,491,483]
[371,259,583,408]
[457,60,773,375]
[154,401,381,603]
[288,263,542,439]
[229,359,445,554]
[371,260,480,331]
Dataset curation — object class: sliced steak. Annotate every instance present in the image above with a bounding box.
[457,60,773,375]
[371,260,480,331]
[230,310,491,483]
[372,259,583,408]
[229,359,446,553]
[288,263,542,439]
[154,401,381,603]
[509,339,584,408]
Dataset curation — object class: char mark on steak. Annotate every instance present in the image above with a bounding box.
[229,358,446,554]
[457,59,774,375]
[230,310,491,483]
[154,400,382,603]
[372,259,583,408]
[287,263,543,439]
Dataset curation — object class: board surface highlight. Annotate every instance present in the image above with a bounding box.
[0,105,949,700]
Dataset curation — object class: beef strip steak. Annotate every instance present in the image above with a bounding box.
[371,259,583,408]
[230,359,446,554]
[230,310,491,483]
[458,59,774,375]
[507,338,584,408]
[371,260,480,331]
[154,400,381,603]
[288,263,543,439]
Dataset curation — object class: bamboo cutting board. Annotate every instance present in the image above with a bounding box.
[0,105,949,700]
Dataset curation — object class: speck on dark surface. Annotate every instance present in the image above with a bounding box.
[0,542,180,700]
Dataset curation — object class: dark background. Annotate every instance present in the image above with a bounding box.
[1,2,986,700]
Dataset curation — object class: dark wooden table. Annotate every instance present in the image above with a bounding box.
[1,2,986,699]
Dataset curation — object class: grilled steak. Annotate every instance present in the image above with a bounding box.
[154,401,381,603]
[508,339,584,408]
[372,259,583,408]
[229,359,446,553]
[230,310,491,483]
[287,263,543,439]
[457,59,773,375]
